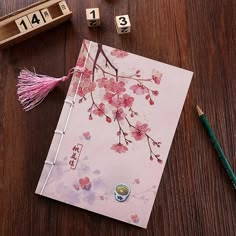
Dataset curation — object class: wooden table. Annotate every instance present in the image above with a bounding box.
[0,1,235,235]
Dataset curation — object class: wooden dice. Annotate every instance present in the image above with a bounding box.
[86,8,100,27]
[115,15,131,34]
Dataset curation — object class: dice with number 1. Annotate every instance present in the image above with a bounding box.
[86,8,100,27]
[115,15,131,34]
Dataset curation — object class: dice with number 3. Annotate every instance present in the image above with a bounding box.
[115,15,131,34]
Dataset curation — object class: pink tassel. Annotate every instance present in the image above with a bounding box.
[17,68,82,111]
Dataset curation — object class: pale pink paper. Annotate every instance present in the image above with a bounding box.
[35,40,193,228]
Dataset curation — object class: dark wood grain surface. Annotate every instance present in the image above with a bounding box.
[0,0,235,235]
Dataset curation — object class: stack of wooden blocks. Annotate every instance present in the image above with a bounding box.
[0,0,72,49]
[0,0,132,49]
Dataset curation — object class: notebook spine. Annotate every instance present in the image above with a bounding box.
[39,40,92,195]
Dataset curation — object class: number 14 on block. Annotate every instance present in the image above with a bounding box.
[15,10,52,33]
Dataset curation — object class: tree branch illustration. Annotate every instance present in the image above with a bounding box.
[77,42,162,162]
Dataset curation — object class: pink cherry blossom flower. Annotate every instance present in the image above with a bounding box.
[152,70,162,84]
[111,143,128,153]
[96,77,108,88]
[83,131,91,140]
[123,94,134,108]
[79,177,91,190]
[112,81,126,94]
[93,103,105,117]
[113,108,127,121]
[131,214,139,223]
[131,121,150,141]
[102,77,115,90]
[134,178,140,184]
[110,49,129,58]
[99,195,104,200]
[103,78,126,94]
[76,56,86,68]
[78,78,96,97]
[83,68,93,79]
[108,96,125,108]
[104,92,115,102]
[130,84,148,95]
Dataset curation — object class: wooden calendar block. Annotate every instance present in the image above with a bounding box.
[27,11,45,28]
[15,16,32,33]
[41,9,52,23]
[86,8,100,27]
[0,0,72,50]
[115,15,131,34]
[59,1,70,14]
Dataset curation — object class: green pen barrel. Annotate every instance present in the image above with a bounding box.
[200,114,236,190]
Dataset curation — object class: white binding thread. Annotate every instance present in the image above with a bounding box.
[54,130,64,135]
[40,41,92,195]
[64,99,75,106]
[45,160,55,165]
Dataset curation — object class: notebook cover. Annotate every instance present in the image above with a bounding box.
[35,39,193,228]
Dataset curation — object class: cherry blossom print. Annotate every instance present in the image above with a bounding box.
[149,99,154,105]
[104,92,115,102]
[152,90,159,96]
[113,108,127,121]
[106,95,125,109]
[83,68,93,79]
[111,143,128,153]
[131,121,150,141]
[83,132,91,140]
[134,179,140,184]
[110,80,126,94]
[152,70,162,84]
[130,84,148,95]
[104,78,126,94]
[122,94,134,108]
[99,195,105,200]
[76,56,86,68]
[106,116,112,123]
[78,42,162,162]
[110,49,129,58]
[131,214,139,223]
[104,94,134,109]
[78,78,96,97]
[93,103,105,117]
[79,177,91,190]
[96,77,108,88]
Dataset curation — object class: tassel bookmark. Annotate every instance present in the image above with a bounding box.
[17,67,83,111]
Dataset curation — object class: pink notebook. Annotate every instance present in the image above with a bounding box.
[36,39,193,228]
